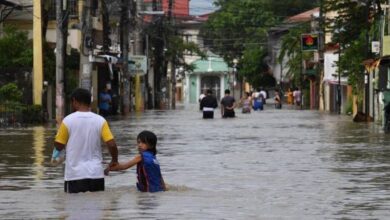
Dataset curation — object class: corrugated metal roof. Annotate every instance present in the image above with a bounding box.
[285,7,319,23]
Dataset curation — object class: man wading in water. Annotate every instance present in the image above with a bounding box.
[53,88,119,193]
[200,89,218,119]
[220,89,236,118]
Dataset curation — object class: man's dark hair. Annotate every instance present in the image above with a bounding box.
[71,88,92,105]
[224,89,230,94]
[137,130,158,155]
[206,89,213,95]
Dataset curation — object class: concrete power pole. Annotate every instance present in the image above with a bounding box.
[121,0,131,114]
[55,0,67,124]
[33,0,43,106]
[79,0,93,91]
[134,0,143,112]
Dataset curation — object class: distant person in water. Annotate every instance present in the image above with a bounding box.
[220,89,236,118]
[252,88,263,111]
[240,92,252,113]
[200,89,218,119]
[105,130,166,193]
[198,90,207,111]
[274,90,282,109]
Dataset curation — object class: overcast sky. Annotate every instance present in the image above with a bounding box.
[190,0,217,15]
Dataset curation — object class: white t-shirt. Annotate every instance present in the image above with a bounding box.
[260,90,267,99]
[55,111,114,181]
[199,94,206,102]
[293,90,302,102]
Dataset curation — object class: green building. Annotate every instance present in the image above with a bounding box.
[184,54,231,104]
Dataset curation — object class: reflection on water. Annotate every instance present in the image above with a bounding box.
[32,126,45,181]
[2,106,390,218]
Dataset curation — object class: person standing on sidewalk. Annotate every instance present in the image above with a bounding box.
[99,87,112,118]
[53,88,119,193]
[200,89,218,119]
[221,89,236,118]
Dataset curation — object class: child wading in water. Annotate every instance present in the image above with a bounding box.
[106,130,166,192]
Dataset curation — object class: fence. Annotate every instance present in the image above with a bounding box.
[0,103,45,128]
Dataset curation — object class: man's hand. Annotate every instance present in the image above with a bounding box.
[108,160,119,169]
[104,160,119,176]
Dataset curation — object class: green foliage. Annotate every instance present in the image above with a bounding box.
[339,32,366,96]
[240,46,270,88]
[166,34,206,72]
[43,42,56,84]
[22,105,44,124]
[278,24,314,87]
[262,0,321,18]
[345,95,353,115]
[323,0,385,106]
[202,0,276,87]
[203,0,319,87]
[146,19,204,73]
[0,83,22,103]
[203,0,275,62]
[0,26,33,68]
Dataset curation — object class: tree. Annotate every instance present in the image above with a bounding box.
[0,26,33,68]
[278,23,314,87]
[0,83,22,103]
[145,18,205,109]
[323,0,385,99]
[202,0,276,86]
[202,0,319,87]
[263,0,321,18]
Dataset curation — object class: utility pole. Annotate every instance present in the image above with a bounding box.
[33,0,43,106]
[152,0,164,109]
[102,0,110,53]
[318,0,325,111]
[55,0,67,123]
[365,1,372,119]
[79,0,93,93]
[134,0,143,112]
[338,42,341,114]
[121,0,131,114]
[168,0,176,109]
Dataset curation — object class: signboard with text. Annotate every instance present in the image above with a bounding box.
[128,55,147,75]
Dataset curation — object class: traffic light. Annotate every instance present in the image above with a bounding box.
[301,34,319,51]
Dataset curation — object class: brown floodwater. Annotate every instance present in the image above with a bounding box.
[1,104,390,219]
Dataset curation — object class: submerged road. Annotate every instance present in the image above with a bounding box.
[1,104,390,219]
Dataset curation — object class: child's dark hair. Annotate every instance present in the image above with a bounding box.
[71,88,92,105]
[137,130,157,155]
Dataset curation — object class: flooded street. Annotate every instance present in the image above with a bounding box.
[1,105,390,219]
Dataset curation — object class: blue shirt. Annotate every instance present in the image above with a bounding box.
[99,92,111,110]
[136,151,165,192]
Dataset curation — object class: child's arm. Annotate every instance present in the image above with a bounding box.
[109,154,142,171]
